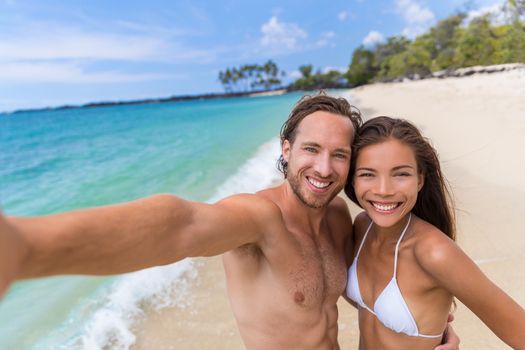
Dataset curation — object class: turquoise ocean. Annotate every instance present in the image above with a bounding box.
[0,92,304,349]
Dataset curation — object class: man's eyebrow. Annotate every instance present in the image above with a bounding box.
[301,142,320,147]
[334,148,351,154]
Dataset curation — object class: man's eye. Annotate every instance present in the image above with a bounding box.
[305,147,317,153]
[334,153,347,159]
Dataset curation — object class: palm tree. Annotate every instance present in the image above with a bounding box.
[299,65,313,78]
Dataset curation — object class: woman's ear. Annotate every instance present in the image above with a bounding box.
[418,173,425,192]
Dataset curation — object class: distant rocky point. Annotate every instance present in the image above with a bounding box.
[2,89,288,116]
[386,63,525,83]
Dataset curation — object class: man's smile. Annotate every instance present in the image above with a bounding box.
[306,176,333,191]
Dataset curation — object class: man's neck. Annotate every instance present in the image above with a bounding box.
[280,181,330,237]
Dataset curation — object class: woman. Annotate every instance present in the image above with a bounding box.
[344,116,525,349]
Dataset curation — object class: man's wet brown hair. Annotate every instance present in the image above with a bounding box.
[344,116,456,240]
[278,92,362,178]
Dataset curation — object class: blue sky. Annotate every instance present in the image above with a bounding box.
[0,0,506,111]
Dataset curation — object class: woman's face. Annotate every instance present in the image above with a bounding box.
[353,138,424,229]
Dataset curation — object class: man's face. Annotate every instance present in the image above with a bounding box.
[282,111,353,208]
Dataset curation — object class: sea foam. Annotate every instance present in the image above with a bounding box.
[50,137,283,350]
[208,137,282,202]
[45,259,196,350]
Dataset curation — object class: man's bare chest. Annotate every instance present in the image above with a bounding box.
[283,234,347,308]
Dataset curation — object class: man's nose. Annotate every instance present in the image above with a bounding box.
[313,153,332,178]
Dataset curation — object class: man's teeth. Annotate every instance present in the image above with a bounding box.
[372,202,399,211]
[308,177,330,189]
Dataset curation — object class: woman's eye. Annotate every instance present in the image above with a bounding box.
[395,172,411,176]
[357,173,373,177]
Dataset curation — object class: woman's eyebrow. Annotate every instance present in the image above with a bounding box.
[392,165,415,171]
[355,167,376,172]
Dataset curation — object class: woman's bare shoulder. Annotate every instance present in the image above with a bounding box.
[412,219,460,275]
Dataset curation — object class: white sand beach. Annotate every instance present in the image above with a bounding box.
[132,69,525,349]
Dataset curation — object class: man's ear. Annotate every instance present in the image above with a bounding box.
[282,140,291,162]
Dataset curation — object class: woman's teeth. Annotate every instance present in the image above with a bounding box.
[372,202,399,212]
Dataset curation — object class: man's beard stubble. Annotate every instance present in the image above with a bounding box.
[286,171,342,209]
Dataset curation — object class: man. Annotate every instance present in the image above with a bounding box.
[0,94,458,349]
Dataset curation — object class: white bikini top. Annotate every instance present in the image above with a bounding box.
[346,214,443,339]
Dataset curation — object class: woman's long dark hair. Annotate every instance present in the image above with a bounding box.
[345,116,456,240]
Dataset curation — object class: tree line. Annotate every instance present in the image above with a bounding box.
[218,60,284,93]
[218,0,525,92]
[347,0,525,85]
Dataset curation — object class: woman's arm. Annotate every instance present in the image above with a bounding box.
[417,232,525,349]
[342,210,368,309]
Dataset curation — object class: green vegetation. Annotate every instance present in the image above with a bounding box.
[289,65,347,90]
[347,1,525,86]
[218,1,525,93]
[218,60,284,93]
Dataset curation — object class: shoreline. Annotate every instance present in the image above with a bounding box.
[5,63,522,117]
[1,88,290,116]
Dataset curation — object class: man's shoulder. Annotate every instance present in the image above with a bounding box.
[353,211,369,229]
[222,192,286,259]
[341,210,368,247]
[217,193,283,220]
[326,196,353,243]
[328,196,352,221]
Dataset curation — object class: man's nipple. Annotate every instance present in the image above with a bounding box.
[294,291,305,305]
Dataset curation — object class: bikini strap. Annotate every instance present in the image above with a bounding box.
[393,213,412,277]
[355,219,374,259]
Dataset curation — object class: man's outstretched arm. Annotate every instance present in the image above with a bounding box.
[0,214,28,297]
[2,193,270,289]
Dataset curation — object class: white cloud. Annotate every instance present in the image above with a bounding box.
[260,16,307,51]
[395,0,435,38]
[0,61,183,83]
[0,34,163,62]
[338,11,349,21]
[363,30,385,46]
[465,3,507,26]
[321,66,347,74]
[288,70,303,79]
[0,22,212,63]
[396,0,434,24]
[0,20,218,84]
[316,31,336,48]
